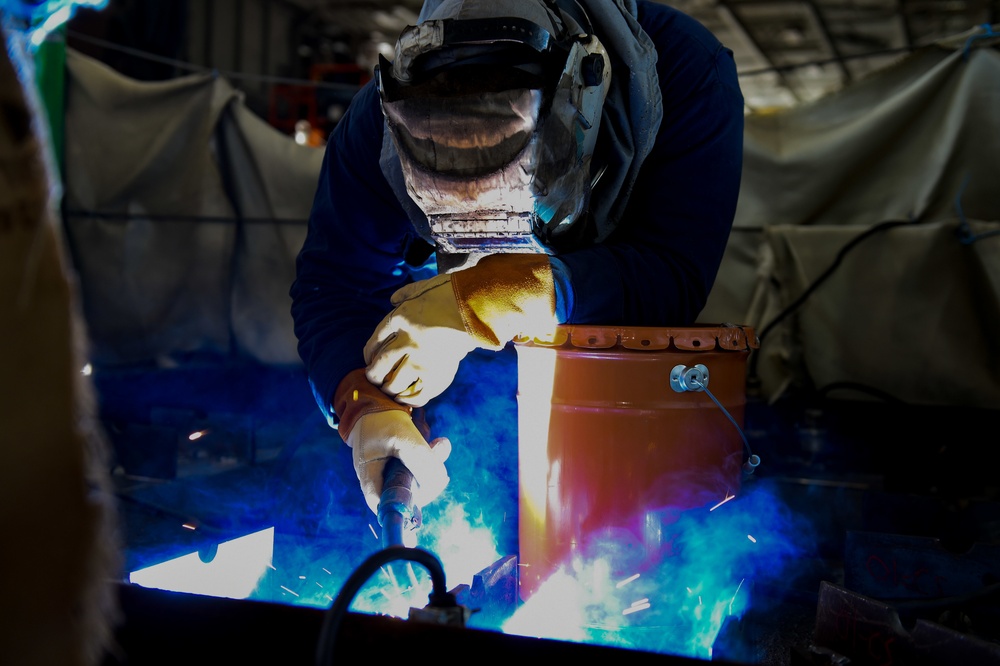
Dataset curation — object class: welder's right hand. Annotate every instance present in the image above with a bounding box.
[334,368,451,515]
[346,410,451,516]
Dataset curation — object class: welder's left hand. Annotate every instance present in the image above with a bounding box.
[365,254,558,407]
[333,369,451,515]
[363,273,477,407]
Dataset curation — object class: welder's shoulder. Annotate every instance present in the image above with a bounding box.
[637,0,740,102]
[637,0,730,63]
[329,79,385,152]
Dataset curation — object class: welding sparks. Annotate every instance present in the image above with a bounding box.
[709,493,736,511]
[368,524,379,540]
[381,565,403,596]
[356,562,425,620]
[406,563,419,590]
[616,573,640,588]
[729,579,745,616]
[280,585,299,597]
[623,599,651,616]
[747,534,757,543]
[81,363,92,376]
[182,522,197,531]
[188,430,208,441]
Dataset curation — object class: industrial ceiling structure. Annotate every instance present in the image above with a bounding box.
[284,0,999,111]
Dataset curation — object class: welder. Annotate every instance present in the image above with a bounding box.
[290,0,745,519]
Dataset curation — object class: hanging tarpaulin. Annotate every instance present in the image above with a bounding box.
[701,27,1000,408]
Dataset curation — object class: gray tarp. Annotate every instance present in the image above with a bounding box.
[63,49,321,366]
[62,29,1000,407]
[699,29,1000,408]
[2,28,118,666]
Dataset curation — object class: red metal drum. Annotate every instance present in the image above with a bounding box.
[514,324,758,601]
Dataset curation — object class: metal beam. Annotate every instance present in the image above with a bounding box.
[898,0,916,49]
[718,0,804,103]
[804,0,853,85]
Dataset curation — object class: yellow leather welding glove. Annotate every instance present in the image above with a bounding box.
[334,369,451,515]
[364,253,557,407]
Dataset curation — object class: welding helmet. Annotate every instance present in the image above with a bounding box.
[376,0,612,255]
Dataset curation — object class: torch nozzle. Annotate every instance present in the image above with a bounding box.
[377,457,421,549]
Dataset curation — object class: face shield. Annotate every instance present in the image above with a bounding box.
[376,5,612,255]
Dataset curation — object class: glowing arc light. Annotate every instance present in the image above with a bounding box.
[709,493,736,511]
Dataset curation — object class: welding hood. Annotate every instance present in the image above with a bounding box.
[376,0,612,256]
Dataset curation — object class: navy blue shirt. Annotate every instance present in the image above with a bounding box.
[290,1,744,423]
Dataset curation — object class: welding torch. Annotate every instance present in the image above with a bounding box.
[378,456,422,549]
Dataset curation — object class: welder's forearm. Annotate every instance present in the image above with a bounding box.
[334,368,411,438]
[290,275,390,425]
[291,236,412,423]
[294,324,369,426]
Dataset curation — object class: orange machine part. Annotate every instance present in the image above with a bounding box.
[514,324,758,601]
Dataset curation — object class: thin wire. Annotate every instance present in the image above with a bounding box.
[63,208,309,225]
[66,29,364,92]
[68,25,925,89]
[689,378,754,461]
[963,23,998,60]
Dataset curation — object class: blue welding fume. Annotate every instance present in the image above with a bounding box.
[313,456,466,665]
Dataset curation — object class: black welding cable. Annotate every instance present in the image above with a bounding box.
[314,547,453,666]
[747,218,917,383]
[688,377,761,474]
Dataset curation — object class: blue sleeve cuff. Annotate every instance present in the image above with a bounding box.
[550,256,574,324]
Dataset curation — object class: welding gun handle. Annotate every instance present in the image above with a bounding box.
[378,456,421,549]
[382,456,414,496]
